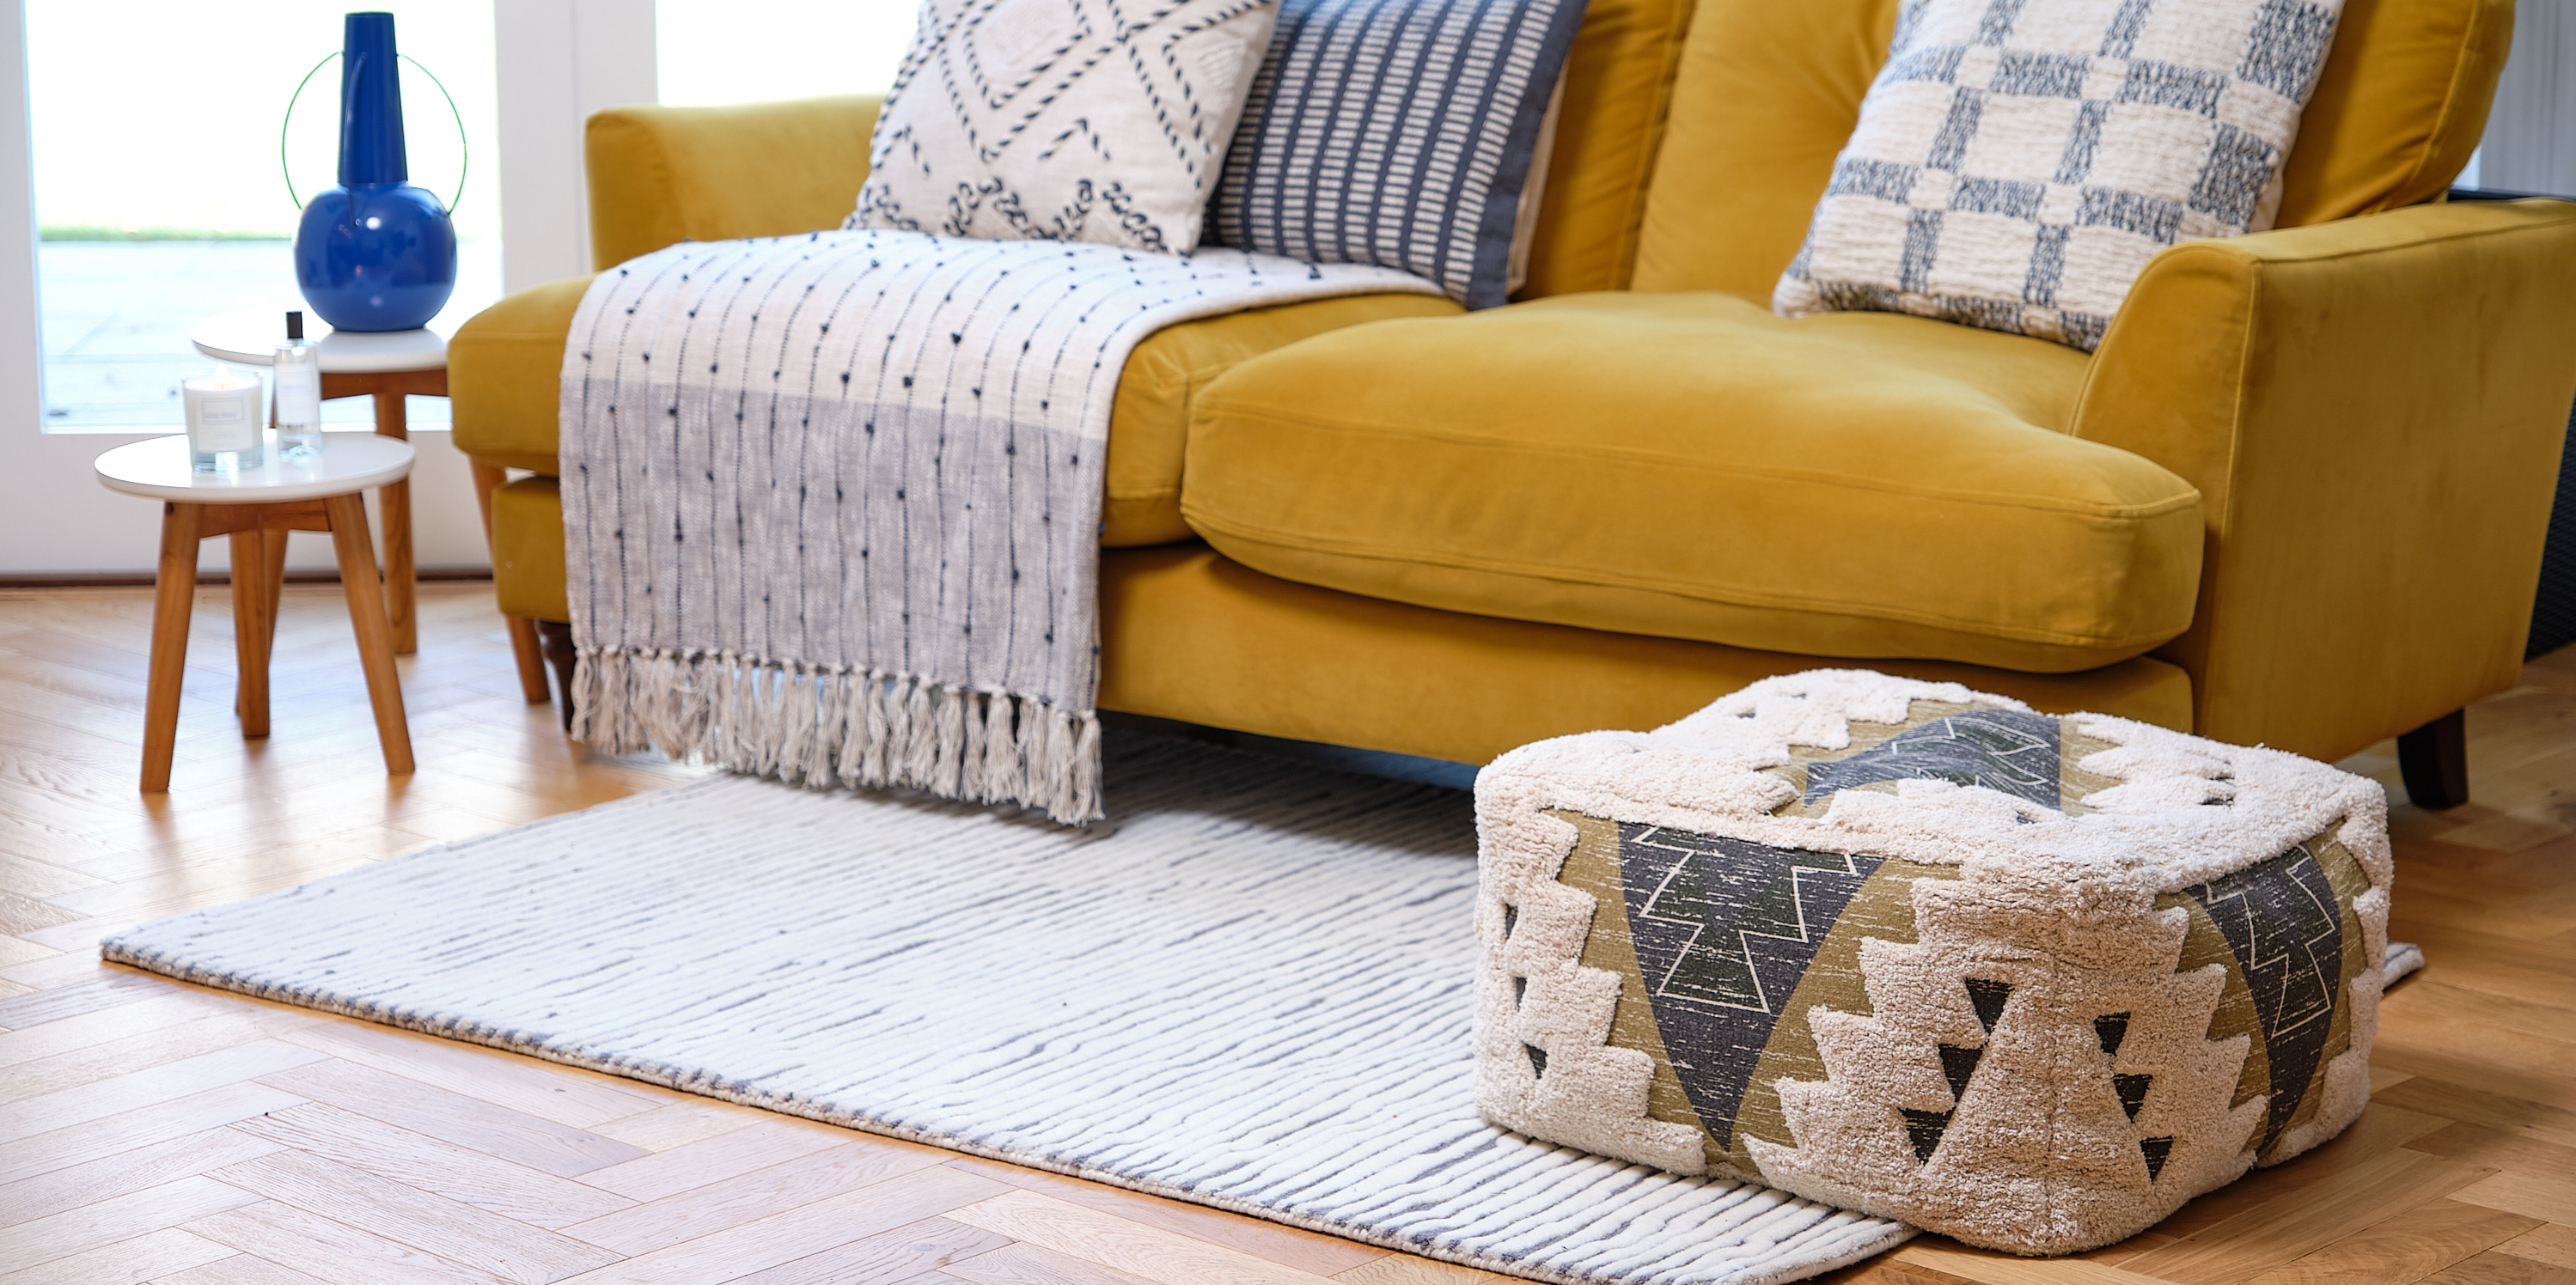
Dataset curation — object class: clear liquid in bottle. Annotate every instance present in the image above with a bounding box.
[275,311,322,460]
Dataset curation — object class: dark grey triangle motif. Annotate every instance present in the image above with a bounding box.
[1617,825,1884,1149]
[1803,709,2062,810]
[2186,843,2345,1152]
[1895,977,2013,1163]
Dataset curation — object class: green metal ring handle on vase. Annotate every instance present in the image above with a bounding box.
[289,11,460,332]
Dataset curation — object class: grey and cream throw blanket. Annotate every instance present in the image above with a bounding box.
[560,229,1435,823]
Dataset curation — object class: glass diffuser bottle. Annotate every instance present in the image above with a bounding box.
[274,311,322,459]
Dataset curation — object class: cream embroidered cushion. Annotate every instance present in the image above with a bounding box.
[1774,0,2346,350]
[1475,670,2403,1255]
[853,0,1278,253]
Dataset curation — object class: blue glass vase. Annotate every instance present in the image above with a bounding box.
[293,12,456,332]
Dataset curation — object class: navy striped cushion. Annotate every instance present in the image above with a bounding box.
[1211,0,1588,308]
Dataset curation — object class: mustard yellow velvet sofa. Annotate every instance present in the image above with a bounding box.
[452,0,2576,804]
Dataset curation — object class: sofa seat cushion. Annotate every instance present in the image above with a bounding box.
[448,278,1459,547]
[1182,292,2205,673]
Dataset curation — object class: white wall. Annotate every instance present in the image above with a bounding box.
[2482,0,2576,197]
[497,0,658,291]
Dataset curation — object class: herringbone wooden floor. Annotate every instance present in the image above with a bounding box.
[0,582,2569,1285]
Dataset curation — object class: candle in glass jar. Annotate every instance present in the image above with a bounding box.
[183,366,266,473]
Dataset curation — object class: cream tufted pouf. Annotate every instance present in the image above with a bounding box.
[1474,670,2402,1256]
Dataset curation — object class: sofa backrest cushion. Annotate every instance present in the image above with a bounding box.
[1628,0,2509,298]
[1511,0,1703,297]
[2272,0,2510,227]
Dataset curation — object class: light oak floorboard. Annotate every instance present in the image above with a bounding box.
[2233,1198,2544,1285]
[946,1189,1339,1285]
[272,1022,666,1132]
[0,1127,282,1231]
[2455,1171,2576,1227]
[551,1163,1011,1285]
[559,1137,949,1256]
[151,1255,339,1285]
[251,1060,650,1179]
[0,1082,308,1188]
[1330,1257,1509,1283]
[0,1041,327,1146]
[567,1119,849,1205]
[229,1103,638,1230]
[945,1242,1164,1285]
[2498,1225,2576,1271]
[0,1178,259,1276]
[204,1150,620,1285]
[940,1157,1390,1277]
[182,1201,506,1285]
[719,1215,1011,1285]
[2418,1252,2576,1285]
[0,1227,235,1285]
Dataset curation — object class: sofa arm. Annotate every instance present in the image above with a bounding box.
[2071,198,2576,759]
[586,94,882,270]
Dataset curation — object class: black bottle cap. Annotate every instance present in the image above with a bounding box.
[286,311,304,341]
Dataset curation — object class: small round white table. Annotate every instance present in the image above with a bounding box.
[95,434,418,791]
[190,308,449,657]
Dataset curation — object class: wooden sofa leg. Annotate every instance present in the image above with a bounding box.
[504,618,552,704]
[469,460,553,706]
[2397,708,2469,810]
[535,621,579,734]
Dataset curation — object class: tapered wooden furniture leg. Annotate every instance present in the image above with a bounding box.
[229,529,272,737]
[472,459,552,704]
[143,502,204,792]
[374,387,416,655]
[325,492,414,774]
[2398,708,2469,810]
[537,620,579,733]
[261,523,286,634]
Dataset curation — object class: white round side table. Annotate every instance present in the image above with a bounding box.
[190,308,449,657]
[95,434,418,791]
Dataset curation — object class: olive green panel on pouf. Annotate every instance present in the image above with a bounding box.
[1474,671,2392,1256]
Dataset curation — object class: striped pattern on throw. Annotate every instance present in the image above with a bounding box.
[1210,0,1586,308]
[559,230,1436,823]
[103,736,1915,1285]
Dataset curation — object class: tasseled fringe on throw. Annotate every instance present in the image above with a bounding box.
[569,647,1104,825]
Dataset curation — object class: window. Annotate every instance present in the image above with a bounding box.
[27,0,500,430]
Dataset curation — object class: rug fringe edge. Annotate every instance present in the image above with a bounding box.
[569,645,1104,824]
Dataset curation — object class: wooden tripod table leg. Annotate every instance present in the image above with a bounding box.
[471,459,551,704]
[325,492,415,775]
[143,503,204,792]
[229,529,273,737]
[374,387,416,655]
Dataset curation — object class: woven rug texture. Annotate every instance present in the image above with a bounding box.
[102,737,1913,1285]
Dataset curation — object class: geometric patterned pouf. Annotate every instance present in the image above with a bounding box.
[1474,670,2394,1256]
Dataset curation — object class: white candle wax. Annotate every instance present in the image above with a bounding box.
[182,367,265,469]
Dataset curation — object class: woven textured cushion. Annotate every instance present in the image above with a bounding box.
[1773,0,2346,350]
[1474,669,2395,1254]
[852,0,1274,253]
[1209,0,1587,307]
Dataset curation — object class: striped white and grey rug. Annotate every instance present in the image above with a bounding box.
[103,736,1911,1285]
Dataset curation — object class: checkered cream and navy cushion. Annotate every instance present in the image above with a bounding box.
[1775,0,2346,350]
[1208,0,1587,308]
